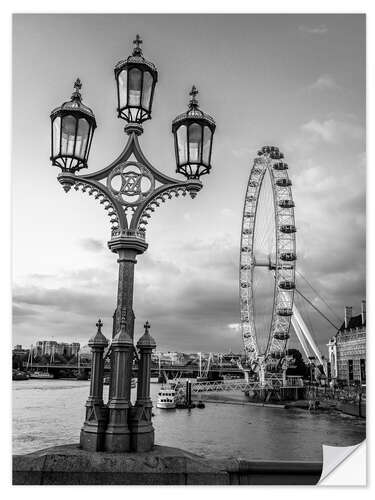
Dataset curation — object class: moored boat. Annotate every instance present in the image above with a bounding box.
[156,386,176,409]
[29,370,54,379]
[103,376,137,387]
[12,370,29,381]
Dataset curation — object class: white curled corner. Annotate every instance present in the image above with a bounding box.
[318,440,366,485]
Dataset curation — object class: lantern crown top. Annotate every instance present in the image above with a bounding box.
[71,78,82,101]
[132,34,143,56]
[172,86,216,131]
[137,320,156,349]
[88,318,108,346]
[50,78,96,123]
[114,35,157,75]
[189,85,199,108]
[113,311,132,344]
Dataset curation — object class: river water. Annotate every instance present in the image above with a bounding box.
[13,379,365,461]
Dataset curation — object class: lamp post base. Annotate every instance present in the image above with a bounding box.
[130,427,155,453]
[129,414,155,452]
[80,425,106,452]
[80,402,108,452]
[104,430,131,453]
[129,401,155,452]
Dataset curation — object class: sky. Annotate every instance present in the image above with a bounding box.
[12,14,365,355]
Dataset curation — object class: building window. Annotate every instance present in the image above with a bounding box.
[348,359,354,382]
[360,359,366,383]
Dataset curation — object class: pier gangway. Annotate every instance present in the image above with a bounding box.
[173,375,304,394]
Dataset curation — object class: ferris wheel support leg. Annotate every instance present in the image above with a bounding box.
[258,357,266,387]
[292,305,324,365]
[282,367,287,387]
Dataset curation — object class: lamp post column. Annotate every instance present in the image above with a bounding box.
[129,321,156,451]
[107,235,148,400]
[108,236,148,340]
[80,319,108,452]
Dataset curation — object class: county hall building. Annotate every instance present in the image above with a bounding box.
[327,300,366,385]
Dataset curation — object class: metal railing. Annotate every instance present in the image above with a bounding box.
[173,376,304,394]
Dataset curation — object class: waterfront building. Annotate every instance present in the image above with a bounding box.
[327,300,366,384]
[71,342,80,356]
[33,340,81,358]
[152,351,185,365]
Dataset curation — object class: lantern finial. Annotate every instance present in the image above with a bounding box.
[189,85,199,108]
[132,34,143,56]
[71,78,82,102]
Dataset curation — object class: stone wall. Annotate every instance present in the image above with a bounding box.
[13,443,322,485]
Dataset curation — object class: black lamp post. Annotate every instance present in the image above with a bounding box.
[50,35,216,453]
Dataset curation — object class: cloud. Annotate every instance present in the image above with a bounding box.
[228,323,240,331]
[80,238,105,252]
[298,24,328,34]
[220,208,234,217]
[308,75,340,92]
[300,118,363,144]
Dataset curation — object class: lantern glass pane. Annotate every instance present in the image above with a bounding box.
[141,71,153,110]
[52,116,61,157]
[61,115,77,156]
[129,68,142,107]
[202,126,212,165]
[75,118,90,159]
[177,125,188,165]
[188,123,202,163]
[118,70,128,109]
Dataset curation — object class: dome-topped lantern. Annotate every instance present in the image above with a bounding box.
[114,35,158,125]
[172,86,216,180]
[50,79,96,172]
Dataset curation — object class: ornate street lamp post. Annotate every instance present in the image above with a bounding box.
[50,36,216,453]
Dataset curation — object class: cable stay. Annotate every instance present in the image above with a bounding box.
[295,270,341,324]
[294,287,340,331]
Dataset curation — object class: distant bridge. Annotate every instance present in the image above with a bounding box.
[23,362,244,376]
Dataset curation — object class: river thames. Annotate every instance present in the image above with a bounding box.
[13,379,365,460]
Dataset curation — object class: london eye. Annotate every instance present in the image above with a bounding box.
[240,146,297,373]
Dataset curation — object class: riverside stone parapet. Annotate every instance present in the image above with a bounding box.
[13,443,322,485]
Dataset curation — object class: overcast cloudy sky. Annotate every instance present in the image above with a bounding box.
[12,14,365,355]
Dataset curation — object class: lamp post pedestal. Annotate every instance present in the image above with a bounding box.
[129,322,156,452]
[80,320,108,452]
[104,317,133,453]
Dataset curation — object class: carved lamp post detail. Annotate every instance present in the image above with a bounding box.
[50,35,216,453]
[104,314,134,452]
[80,319,108,451]
[130,321,156,451]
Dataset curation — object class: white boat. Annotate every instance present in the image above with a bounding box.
[29,370,54,379]
[156,387,176,409]
[103,376,137,387]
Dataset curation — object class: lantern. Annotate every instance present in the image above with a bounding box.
[50,79,96,172]
[114,35,158,124]
[172,86,216,179]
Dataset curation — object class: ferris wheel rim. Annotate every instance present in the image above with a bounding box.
[239,146,296,365]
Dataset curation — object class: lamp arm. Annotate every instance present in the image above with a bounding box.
[57,172,127,231]
[132,178,202,231]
